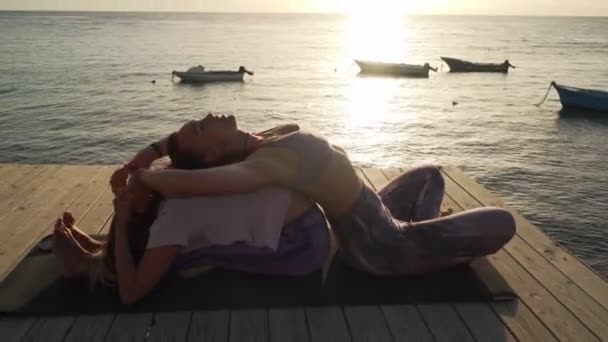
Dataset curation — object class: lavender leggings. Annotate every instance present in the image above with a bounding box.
[332,165,516,276]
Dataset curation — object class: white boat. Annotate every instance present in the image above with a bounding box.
[172,65,254,83]
[355,60,437,78]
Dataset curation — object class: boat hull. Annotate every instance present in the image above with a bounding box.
[441,57,510,73]
[553,83,608,113]
[173,71,245,83]
[355,60,430,78]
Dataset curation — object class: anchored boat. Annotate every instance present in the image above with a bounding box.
[172,65,254,83]
[441,57,515,73]
[543,81,608,113]
[355,60,437,78]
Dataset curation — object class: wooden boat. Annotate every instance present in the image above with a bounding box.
[441,57,515,73]
[172,65,254,83]
[354,60,437,78]
[549,81,608,113]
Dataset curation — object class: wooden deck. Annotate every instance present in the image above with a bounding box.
[0,164,606,342]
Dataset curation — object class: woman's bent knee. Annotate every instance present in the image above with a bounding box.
[492,208,516,242]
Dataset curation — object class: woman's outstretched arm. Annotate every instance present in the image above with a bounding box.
[113,195,180,305]
[134,153,294,198]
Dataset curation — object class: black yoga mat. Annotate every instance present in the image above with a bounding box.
[0,250,515,315]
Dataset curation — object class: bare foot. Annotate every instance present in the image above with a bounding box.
[52,219,91,278]
[62,211,75,228]
[440,208,454,217]
[61,211,103,253]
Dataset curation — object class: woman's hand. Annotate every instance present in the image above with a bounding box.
[127,144,159,171]
[127,169,150,197]
[110,166,130,196]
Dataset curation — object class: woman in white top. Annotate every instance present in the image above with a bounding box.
[52,162,330,305]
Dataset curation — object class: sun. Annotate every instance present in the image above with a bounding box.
[343,0,412,62]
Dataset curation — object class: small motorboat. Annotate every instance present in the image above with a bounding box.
[172,65,254,83]
[538,81,608,113]
[441,57,515,73]
[354,60,437,78]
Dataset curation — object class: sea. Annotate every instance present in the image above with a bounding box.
[0,12,607,276]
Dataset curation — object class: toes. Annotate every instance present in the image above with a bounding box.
[64,227,76,239]
[54,218,63,230]
[63,211,75,227]
[57,224,69,238]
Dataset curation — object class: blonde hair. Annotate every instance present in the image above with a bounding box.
[89,249,116,291]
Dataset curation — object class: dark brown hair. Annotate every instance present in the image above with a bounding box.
[167,132,210,170]
[167,131,250,170]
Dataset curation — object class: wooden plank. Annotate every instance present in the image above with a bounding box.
[0,166,63,221]
[229,309,268,342]
[356,168,380,190]
[381,305,434,342]
[64,314,115,342]
[98,215,114,235]
[148,311,192,342]
[0,316,37,342]
[417,304,475,342]
[441,169,607,339]
[268,308,309,342]
[505,234,608,337]
[0,166,103,282]
[62,167,113,228]
[306,307,352,342]
[354,168,368,186]
[491,300,558,342]
[78,166,117,236]
[361,168,392,190]
[343,306,393,342]
[454,303,517,342]
[486,250,599,341]
[443,165,608,310]
[438,193,557,342]
[0,165,43,186]
[80,183,115,235]
[0,165,46,196]
[0,165,21,185]
[22,316,75,342]
[188,310,230,342]
[104,313,153,342]
[0,165,96,240]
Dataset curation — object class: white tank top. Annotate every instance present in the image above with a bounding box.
[146,187,290,253]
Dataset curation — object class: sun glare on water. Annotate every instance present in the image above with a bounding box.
[341,0,415,127]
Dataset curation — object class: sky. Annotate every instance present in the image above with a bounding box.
[0,0,607,16]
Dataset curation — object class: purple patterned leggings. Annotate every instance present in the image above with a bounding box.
[331,165,516,275]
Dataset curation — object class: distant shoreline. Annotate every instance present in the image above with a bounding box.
[0,10,606,19]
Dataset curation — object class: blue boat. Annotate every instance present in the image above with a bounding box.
[551,81,608,113]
